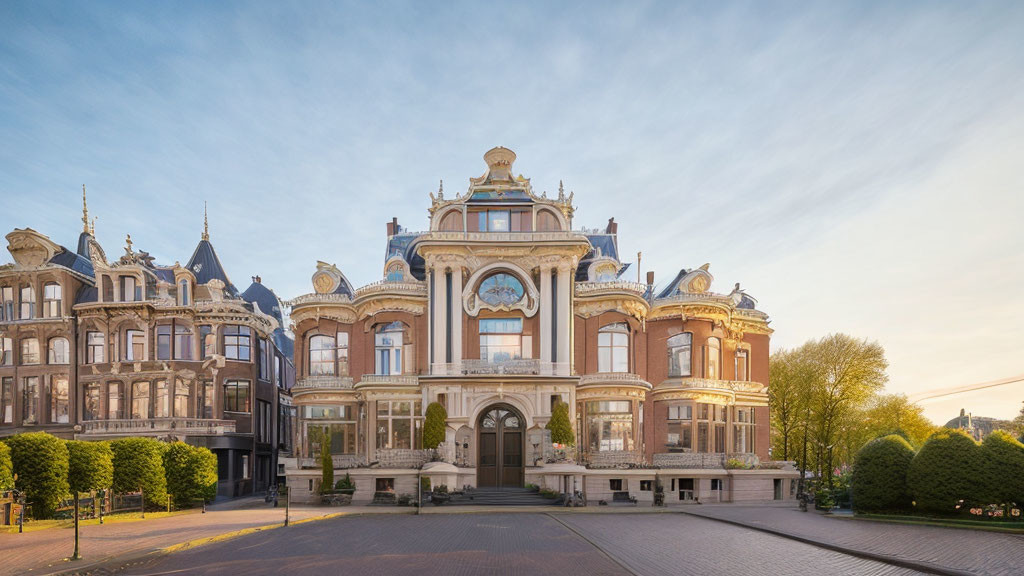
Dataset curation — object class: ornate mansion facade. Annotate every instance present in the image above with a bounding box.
[282,148,796,505]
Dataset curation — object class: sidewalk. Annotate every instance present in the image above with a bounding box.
[0,501,412,576]
[682,503,1024,576]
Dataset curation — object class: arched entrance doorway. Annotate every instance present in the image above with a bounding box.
[477,404,524,488]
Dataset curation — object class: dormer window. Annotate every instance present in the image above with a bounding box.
[121,276,138,302]
[178,280,190,306]
[43,283,61,318]
[386,264,404,282]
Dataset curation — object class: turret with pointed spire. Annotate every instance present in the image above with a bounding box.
[202,201,210,242]
[77,185,95,257]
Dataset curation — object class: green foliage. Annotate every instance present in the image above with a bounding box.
[0,442,13,492]
[163,442,218,508]
[110,437,168,509]
[423,402,448,450]
[67,440,114,494]
[334,473,355,491]
[724,458,752,470]
[433,484,448,495]
[546,401,575,446]
[4,432,70,518]
[907,429,983,514]
[979,430,1024,505]
[851,435,915,512]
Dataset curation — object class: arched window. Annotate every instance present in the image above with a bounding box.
[667,333,691,377]
[536,209,561,232]
[102,276,114,302]
[173,379,190,418]
[178,280,190,306]
[598,323,629,373]
[706,337,721,380]
[309,334,336,376]
[131,381,151,419]
[20,285,35,319]
[121,276,138,302]
[21,338,40,365]
[438,210,463,232]
[375,322,404,375]
[386,264,404,282]
[735,349,749,381]
[48,337,70,364]
[477,273,525,307]
[43,283,61,318]
[594,263,617,283]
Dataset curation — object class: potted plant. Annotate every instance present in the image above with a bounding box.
[334,473,356,496]
[431,484,450,506]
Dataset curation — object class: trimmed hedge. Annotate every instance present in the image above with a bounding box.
[851,435,915,512]
[163,442,218,508]
[546,401,575,446]
[67,440,114,494]
[979,430,1024,505]
[4,432,70,518]
[110,437,168,509]
[423,402,448,450]
[0,441,14,492]
[907,429,984,513]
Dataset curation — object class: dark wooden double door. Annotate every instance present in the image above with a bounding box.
[477,406,524,488]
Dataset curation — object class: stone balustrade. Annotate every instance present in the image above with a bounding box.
[293,375,355,391]
[575,281,648,296]
[79,418,236,436]
[430,360,570,377]
[578,372,652,389]
[357,374,420,387]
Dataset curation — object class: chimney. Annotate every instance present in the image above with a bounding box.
[646,271,655,286]
[386,217,399,237]
[605,217,617,235]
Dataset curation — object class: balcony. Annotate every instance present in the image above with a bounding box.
[420,230,589,244]
[293,375,355,391]
[356,374,420,387]
[657,377,767,394]
[575,281,648,297]
[79,418,236,437]
[354,280,427,298]
[578,372,652,390]
[430,360,571,377]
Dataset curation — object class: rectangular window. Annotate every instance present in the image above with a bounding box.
[374,326,403,375]
[156,325,172,360]
[22,376,38,424]
[200,325,215,358]
[306,420,358,456]
[1,286,13,321]
[197,380,214,419]
[132,381,150,419]
[586,400,634,452]
[121,276,138,302]
[640,480,652,491]
[83,383,102,421]
[87,332,105,364]
[374,400,422,450]
[274,355,282,387]
[43,283,61,318]
[667,403,693,451]
[256,400,271,443]
[732,407,756,454]
[598,326,629,373]
[479,318,523,363]
[49,375,69,424]
[0,337,12,366]
[1,377,12,424]
[173,379,190,418]
[20,285,35,319]
[678,478,695,501]
[21,338,39,365]
[224,325,251,361]
[241,454,250,480]
[174,325,193,360]
[154,379,169,418]
[735,349,749,381]
[609,479,623,491]
[223,380,250,412]
[126,330,145,361]
[706,338,721,380]
[108,382,124,419]
[336,332,349,376]
[259,339,270,380]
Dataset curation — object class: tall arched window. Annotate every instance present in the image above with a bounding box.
[48,337,70,364]
[667,333,692,377]
[438,210,463,232]
[178,280,190,306]
[536,209,561,232]
[735,349,749,381]
[706,337,721,380]
[598,323,629,373]
[309,334,336,376]
[131,381,150,419]
[43,283,61,317]
[173,379,190,418]
[102,276,114,302]
[19,285,35,319]
[375,322,404,375]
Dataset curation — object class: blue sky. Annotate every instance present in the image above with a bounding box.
[2,1,1022,422]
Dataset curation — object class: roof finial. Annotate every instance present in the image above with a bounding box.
[125,233,133,253]
[90,217,97,235]
[202,201,209,241]
[437,179,444,200]
[82,185,90,233]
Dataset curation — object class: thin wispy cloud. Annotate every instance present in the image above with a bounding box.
[2,1,1022,421]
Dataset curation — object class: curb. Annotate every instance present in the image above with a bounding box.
[678,510,973,576]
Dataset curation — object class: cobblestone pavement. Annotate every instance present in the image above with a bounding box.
[113,513,924,576]
[0,500,410,576]
[682,504,1024,576]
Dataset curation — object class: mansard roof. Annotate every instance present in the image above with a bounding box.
[386,229,427,281]
[241,279,284,325]
[76,231,92,258]
[49,246,95,279]
[186,239,237,295]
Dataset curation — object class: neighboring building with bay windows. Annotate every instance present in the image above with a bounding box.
[282,147,796,504]
[0,194,295,499]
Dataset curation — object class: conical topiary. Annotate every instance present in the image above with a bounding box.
[423,402,448,450]
[546,401,575,446]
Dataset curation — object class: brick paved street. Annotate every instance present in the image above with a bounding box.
[111,513,924,576]
[683,504,1024,576]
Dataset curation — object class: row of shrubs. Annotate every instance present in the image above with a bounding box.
[0,432,217,519]
[851,429,1024,514]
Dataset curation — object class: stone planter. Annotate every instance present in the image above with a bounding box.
[320,492,353,506]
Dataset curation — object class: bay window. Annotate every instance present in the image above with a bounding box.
[586,400,634,452]
[304,404,358,455]
[666,403,693,451]
[733,407,756,454]
[375,400,421,449]
[598,323,629,373]
[309,334,336,376]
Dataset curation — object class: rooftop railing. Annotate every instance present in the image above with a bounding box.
[79,418,236,435]
[293,375,355,391]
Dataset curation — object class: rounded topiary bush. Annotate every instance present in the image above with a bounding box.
[907,429,983,514]
[979,430,1024,506]
[110,437,168,509]
[546,401,575,446]
[67,440,114,494]
[0,441,13,492]
[851,434,915,512]
[423,402,448,450]
[163,442,218,508]
[4,432,70,518]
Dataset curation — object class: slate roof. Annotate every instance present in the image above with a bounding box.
[387,231,426,281]
[76,232,92,258]
[576,233,623,282]
[75,285,98,304]
[241,281,284,326]
[656,269,690,299]
[48,247,95,279]
[185,240,237,295]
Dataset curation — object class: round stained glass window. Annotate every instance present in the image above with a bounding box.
[477,273,525,307]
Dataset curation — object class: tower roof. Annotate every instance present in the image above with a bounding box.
[185,239,237,295]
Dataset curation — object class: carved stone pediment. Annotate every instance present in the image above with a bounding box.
[5,229,60,268]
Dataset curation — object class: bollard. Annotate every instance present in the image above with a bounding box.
[284,487,290,527]
[140,487,145,519]
[72,493,81,560]
[99,490,104,525]
[167,494,171,514]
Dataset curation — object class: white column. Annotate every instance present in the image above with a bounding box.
[556,265,571,376]
[539,265,552,365]
[432,267,447,373]
[450,266,463,369]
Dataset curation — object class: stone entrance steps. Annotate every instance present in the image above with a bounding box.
[446,487,561,506]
